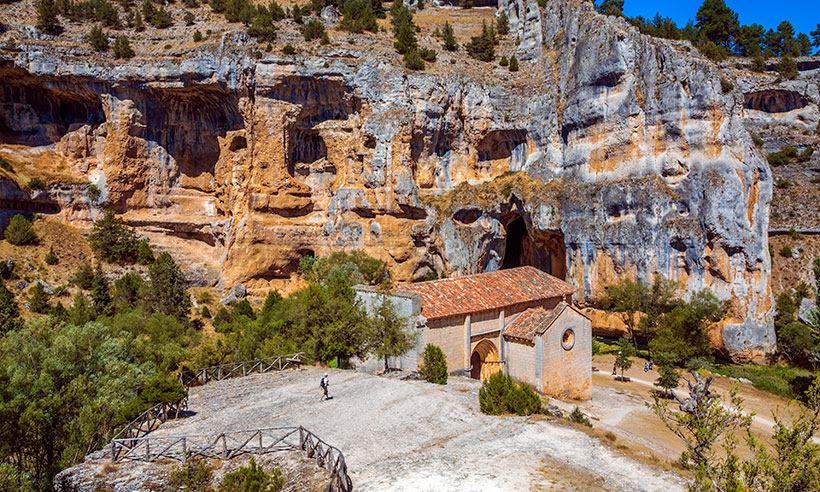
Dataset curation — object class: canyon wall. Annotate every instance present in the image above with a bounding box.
[0,0,777,359]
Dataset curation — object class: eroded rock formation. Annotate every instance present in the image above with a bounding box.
[0,0,779,359]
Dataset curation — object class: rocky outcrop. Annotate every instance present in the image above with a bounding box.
[0,0,778,360]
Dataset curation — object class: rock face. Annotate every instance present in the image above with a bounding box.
[0,0,777,359]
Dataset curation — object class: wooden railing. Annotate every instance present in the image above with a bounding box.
[111,426,352,492]
[179,353,304,387]
[111,399,188,445]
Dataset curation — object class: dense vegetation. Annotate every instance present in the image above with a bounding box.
[0,210,414,491]
[597,0,820,67]
[478,371,541,416]
[419,344,448,384]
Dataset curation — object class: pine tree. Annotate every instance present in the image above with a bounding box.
[596,0,623,17]
[508,55,518,71]
[694,0,739,48]
[0,284,22,335]
[112,35,135,59]
[368,293,415,372]
[69,291,91,326]
[91,262,112,318]
[88,25,109,51]
[496,10,509,36]
[73,262,95,290]
[653,352,680,397]
[148,252,191,321]
[465,22,495,61]
[36,0,61,34]
[441,20,457,51]
[29,283,50,314]
[4,214,36,246]
[44,246,58,265]
[812,24,820,54]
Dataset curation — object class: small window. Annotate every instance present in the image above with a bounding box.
[561,328,575,351]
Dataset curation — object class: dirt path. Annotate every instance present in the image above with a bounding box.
[151,367,685,491]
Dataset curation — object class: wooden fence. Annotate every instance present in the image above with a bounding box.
[111,399,188,443]
[179,353,304,387]
[111,426,352,492]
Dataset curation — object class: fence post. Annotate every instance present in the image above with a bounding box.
[182,437,187,462]
[222,434,228,459]
[145,439,150,461]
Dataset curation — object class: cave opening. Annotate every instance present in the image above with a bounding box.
[500,214,567,280]
[501,216,527,270]
[287,130,327,177]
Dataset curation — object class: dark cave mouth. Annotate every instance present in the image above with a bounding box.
[500,215,567,280]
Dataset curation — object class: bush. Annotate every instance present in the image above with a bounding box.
[465,21,495,61]
[720,77,733,94]
[73,262,95,290]
[164,459,212,492]
[88,209,140,263]
[184,11,195,25]
[4,214,35,245]
[752,135,764,147]
[777,56,799,80]
[27,177,45,190]
[193,29,204,42]
[137,239,155,265]
[201,305,212,319]
[282,44,295,55]
[569,406,592,427]
[768,146,799,166]
[0,157,12,172]
[302,18,325,41]
[29,282,50,314]
[479,371,541,416]
[797,146,814,163]
[419,344,447,384]
[499,55,508,66]
[418,47,436,62]
[403,50,424,70]
[112,35,135,59]
[779,245,793,258]
[45,246,58,265]
[218,457,284,492]
[87,24,109,51]
[87,184,101,201]
[508,55,518,71]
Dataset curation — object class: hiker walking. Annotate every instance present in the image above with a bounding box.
[320,372,329,401]
[644,362,648,373]
[649,359,654,371]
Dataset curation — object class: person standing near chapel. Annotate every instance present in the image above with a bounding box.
[320,372,329,400]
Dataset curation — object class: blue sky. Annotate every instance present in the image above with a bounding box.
[622,1,820,36]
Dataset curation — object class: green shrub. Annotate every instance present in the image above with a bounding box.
[88,209,140,263]
[779,245,793,258]
[340,0,378,33]
[501,182,514,197]
[419,344,447,384]
[193,29,204,42]
[403,50,424,70]
[418,47,436,62]
[768,146,799,166]
[184,11,195,25]
[685,356,711,372]
[137,239,155,265]
[465,21,495,61]
[775,179,793,188]
[4,214,35,246]
[44,246,58,265]
[87,184,101,201]
[112,35,135,59]
[73,262,94,290]
[496,10,509,35]
[499,55,508,66]
[201,305,212,319]
[711,364,814,401]
[777,55,799,80]
[797,146,814,163]
[218,457,284,492]
[508,55,518,72]
[302,18,325,41]
[87,24,109,51]
[752,135,764,147]
[282,44,295,55]
[123,374,188,420]
[720,77,733,94]
[232,299,256,319]
[0,157,12,172]
[569,406,592,427]
[27,177,46,190]
[164,459,212,492]
[441,20,457,51]
[28,282,50,314]
[479,371,541,416]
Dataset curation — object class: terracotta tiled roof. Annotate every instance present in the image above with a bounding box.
[503,303,567,343]
[393,266,576,320]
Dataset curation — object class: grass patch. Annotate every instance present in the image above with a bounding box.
[592,336,650,359]
[711,364,815,401]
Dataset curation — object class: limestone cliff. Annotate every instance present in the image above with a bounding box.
[0,0,778,359]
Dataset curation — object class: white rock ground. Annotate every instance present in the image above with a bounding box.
[60,367,686,491]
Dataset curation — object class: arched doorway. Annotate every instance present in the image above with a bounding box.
[470,339,501,381]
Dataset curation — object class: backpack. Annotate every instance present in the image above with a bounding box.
[320,377,326,388]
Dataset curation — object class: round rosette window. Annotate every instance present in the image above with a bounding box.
[561,328,575,351]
